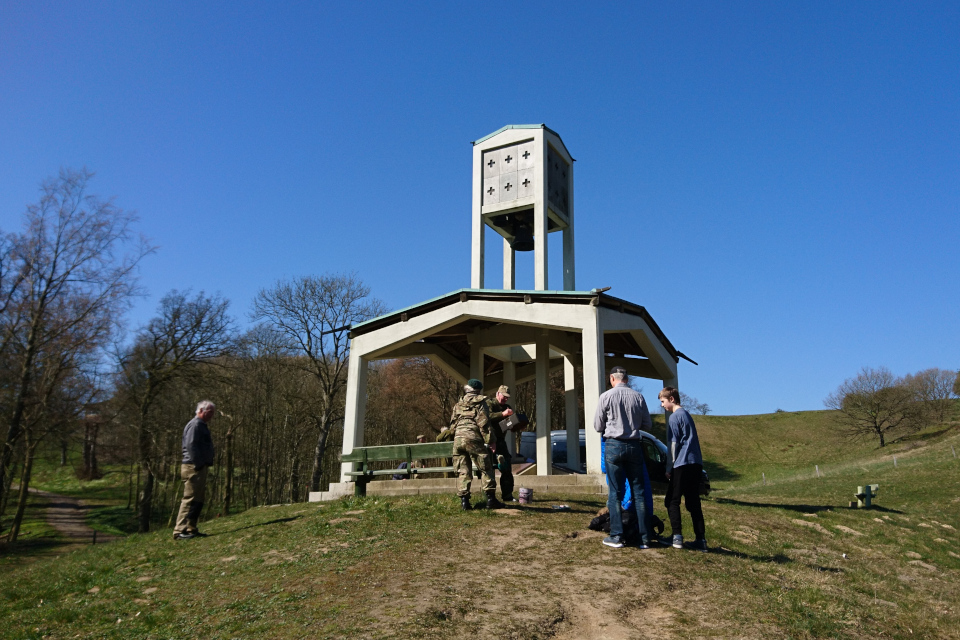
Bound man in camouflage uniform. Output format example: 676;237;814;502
485;385;516;502
450;379;504;510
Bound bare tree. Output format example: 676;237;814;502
679;392;711;416
903;368;958;425
824;367;922;447
0;169;151;525
252;273;385;493
116;290;234;532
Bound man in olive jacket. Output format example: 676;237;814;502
173;400;216;540
485;385;516;501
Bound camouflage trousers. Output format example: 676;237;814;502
452;430;496;497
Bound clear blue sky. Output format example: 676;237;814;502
2;2;958;415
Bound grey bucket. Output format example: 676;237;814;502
518;487;533;504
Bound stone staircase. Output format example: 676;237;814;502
309;470;608;502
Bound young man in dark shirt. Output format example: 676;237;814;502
659;387;707;551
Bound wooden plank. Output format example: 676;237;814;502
408;442;455;457
413;466;455;474
343;442;454;462
356;445;412;461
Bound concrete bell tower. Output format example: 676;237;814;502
470;125;575;291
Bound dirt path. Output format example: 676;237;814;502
27;488;118;546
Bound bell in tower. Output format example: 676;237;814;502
470;124;575;290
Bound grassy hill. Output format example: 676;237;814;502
2;411;959;639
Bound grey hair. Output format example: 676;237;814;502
196;400;216;414
611;371;628;383
463;384;478;394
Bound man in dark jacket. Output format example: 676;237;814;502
173;401;216;540
485;385;516;501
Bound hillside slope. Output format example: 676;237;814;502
2;415;958;639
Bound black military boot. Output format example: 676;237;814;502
486;493;505;509
460;495;473;510
502;493;515;502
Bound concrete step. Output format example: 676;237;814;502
308;475;610;501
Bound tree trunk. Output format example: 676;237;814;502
289;457;300;503
310;421;330;493
7;443;36;543
82;422;100;479
127;460;134;510
879;431;885;447
224;429;235;515
0;315;43;517
60;439;68;467
138;465;154;533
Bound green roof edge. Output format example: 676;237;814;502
472;123;566;147
350;288;596;331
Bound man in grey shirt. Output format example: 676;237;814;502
173;400;216;540
593;366;653;549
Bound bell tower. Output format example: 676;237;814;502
470;124;575;291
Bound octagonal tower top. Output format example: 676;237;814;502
470;124;575;291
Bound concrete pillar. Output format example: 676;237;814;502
471;143;484;289
469;329;483;383
503;237;515;290
535;136;549;290
564;355;580;471
503;360;517;458
562;161;575;291
535;334;552;475
582;314;605;475
340;351;369;482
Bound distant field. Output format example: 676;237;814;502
2;410;958;639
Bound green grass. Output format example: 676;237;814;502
2;415;958;638
0;493;67;569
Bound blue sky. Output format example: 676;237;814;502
1;2;957;415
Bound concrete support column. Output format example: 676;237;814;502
564;355;580;471
503;360;517;458
340;350;369;482
535;137;549;290
562;161;575;291
471;144;484;289
581;314;605;475
503;237;515;290
535;334;552;475
469;329;483;384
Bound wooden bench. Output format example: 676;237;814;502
343;442;456;496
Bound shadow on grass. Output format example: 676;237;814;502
213;515;303;535
0;537;80;564
713;497;903;515
706;546;793;565
703;460;741;483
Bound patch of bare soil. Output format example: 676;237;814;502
29;488;117;548
321;507;769;639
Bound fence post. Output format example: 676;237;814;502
762;472;766;485
893;456;897;468
815;465;820;478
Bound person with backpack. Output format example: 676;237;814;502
449;379;504;510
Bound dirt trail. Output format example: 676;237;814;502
27;488;117;546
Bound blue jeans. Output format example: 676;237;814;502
604;438;649;543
